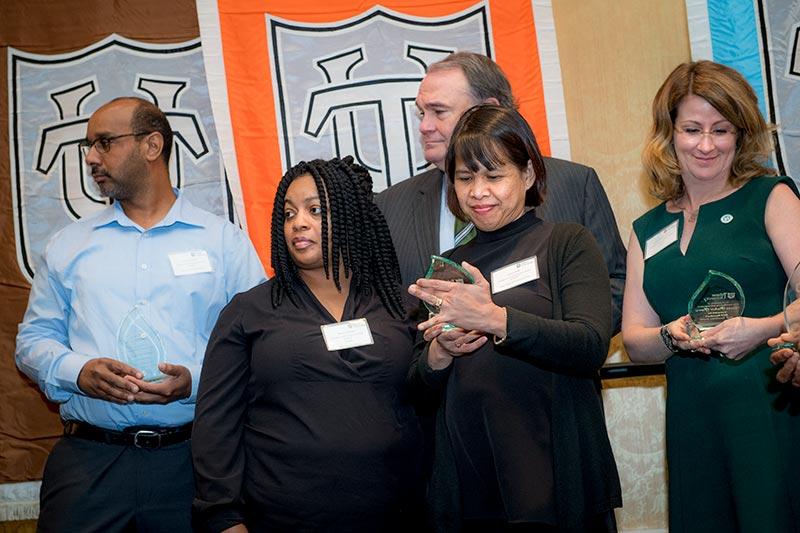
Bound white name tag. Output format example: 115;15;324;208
168;250;213;276
644;220;678;260
320;318;374;351
490;256;539;294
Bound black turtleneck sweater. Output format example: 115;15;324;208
410;211;621;532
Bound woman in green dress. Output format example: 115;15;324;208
622;60;800;532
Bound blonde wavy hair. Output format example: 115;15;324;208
642;60;775;201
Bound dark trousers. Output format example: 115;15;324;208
37;435;194;533
462;510;617;533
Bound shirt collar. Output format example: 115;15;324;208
92;188;206;231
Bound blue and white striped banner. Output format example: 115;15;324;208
686;0;800;186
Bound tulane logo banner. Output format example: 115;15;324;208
685;0;800;186
8;34;235;281
196;0;569;261
270;6;491;189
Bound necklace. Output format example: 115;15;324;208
672;198;699;223
675;186;734;224
681;206;699;223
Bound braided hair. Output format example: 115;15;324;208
270;156;405;319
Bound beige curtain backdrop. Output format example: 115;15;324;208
553;0;691;530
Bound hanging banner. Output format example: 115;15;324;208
196;0;568;261
685;0;800;185
8;34;236;282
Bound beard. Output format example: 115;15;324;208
93;172;133;200
91;150;147;200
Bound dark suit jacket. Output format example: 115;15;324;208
374;156;627;333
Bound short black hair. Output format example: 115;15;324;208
445;105;547;219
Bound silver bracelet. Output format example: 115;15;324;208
660;324;679;353
493;307;508;345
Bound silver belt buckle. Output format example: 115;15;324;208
133;429;161;449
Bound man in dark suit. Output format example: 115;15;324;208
375;52;626;332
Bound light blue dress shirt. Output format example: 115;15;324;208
438;173;457;253
16;191;266;430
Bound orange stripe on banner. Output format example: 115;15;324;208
490;1;550;156
217;2;275;270
218;0;550;273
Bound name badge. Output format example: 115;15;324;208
320;318;374;351
491;256;539;294
644;220;678;260
168;250;213;276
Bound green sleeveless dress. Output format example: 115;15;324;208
633;176;800;532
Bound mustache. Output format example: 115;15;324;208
90;165;109;177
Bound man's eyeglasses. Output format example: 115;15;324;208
674;126;737;143
78;131;153;156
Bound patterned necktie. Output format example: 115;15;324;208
454;217;476;246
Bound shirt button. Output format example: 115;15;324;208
141;263;148;270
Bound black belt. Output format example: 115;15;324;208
63;420;192;449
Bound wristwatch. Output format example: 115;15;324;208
660;324;679;353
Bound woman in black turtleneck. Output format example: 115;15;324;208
408;105;621;533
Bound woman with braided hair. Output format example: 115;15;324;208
192;157;423;532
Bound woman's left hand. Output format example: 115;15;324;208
408;261;505;338
697;316;771;360
425;325;487;354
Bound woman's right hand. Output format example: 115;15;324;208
409;262;506;338
665;315;711;354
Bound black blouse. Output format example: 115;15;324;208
444;211;556;523
192;280;423;532
411;214;620;532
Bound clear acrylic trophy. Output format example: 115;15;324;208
116;305;166;382
781;261;800;350
686;270;745;338
424;255;474;331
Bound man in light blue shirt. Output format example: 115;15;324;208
15;97;265;532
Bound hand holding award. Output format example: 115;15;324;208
769;262;800;385
423;255;475;314
686;270;745;339
410;256;490;364
117;305;167;382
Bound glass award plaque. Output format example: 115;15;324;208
423;255;474;315
116;305;166;382
782;261;800;348
686;270;745;338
